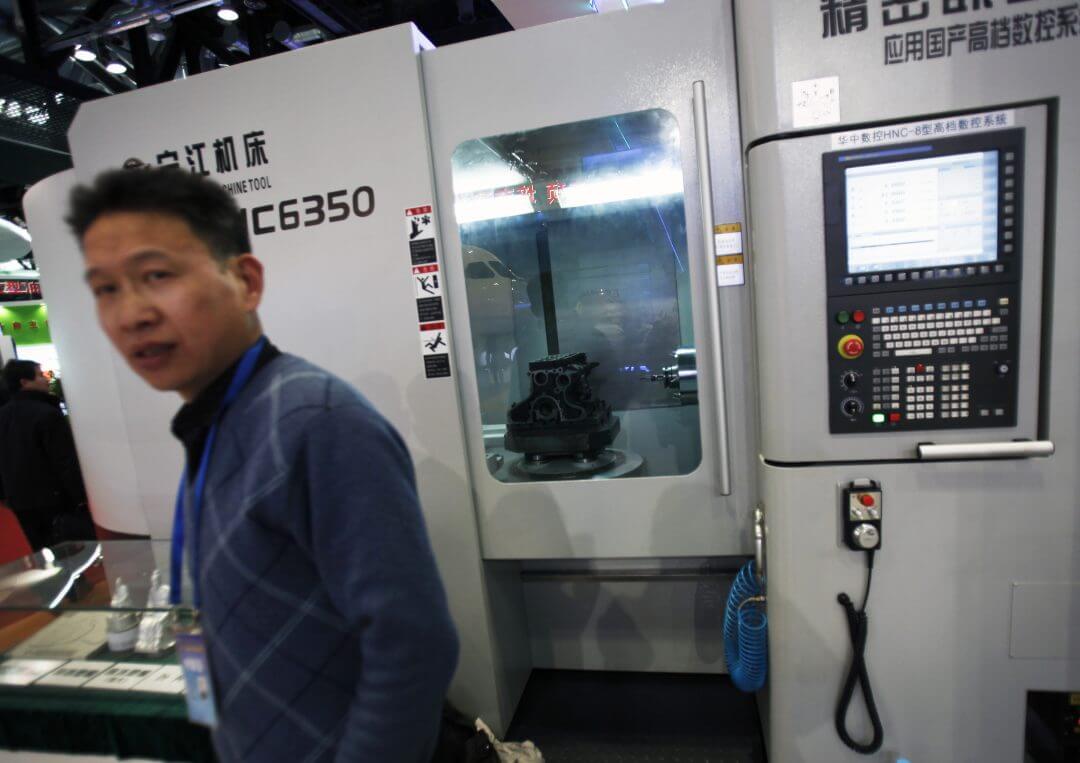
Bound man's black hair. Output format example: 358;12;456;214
2;360;40;395
66;166;251;262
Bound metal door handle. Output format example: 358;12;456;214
692;80;732;496
916;440;1055;461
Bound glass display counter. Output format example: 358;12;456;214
0;540;213;761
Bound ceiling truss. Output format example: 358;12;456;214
0;0;511;215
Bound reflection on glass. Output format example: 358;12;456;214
452;109;702;483
0;541;170;612
0;542;102;609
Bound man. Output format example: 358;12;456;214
67;168;459;762
0;359;90;549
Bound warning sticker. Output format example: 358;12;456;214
410;239;437;266
409;205;451;379
420;322;448;355
416;297;445;323
713;223;745;287
412;264;442;299
406;205;438;265
424;355;451;379
406;205;435;241
419;320;452;379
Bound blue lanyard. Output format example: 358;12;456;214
170;337;267;607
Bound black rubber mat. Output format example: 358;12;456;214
505;670;766;763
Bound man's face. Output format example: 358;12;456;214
22;366;50;394
82;212;263;401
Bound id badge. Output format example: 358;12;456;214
175;612;218;727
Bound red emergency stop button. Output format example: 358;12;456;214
859;493;875;507
837;334;865;359
852;309;866;324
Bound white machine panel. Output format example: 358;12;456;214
737;1;1080;761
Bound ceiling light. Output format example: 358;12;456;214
217;6;240;21
73;45;97;62
271;20;292;43
106;61;128;75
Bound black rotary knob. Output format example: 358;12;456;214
842;397;864;417
842;371;860;389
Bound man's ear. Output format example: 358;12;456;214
231;253;265;312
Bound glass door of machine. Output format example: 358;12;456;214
422;0;752;559
451;109;701;483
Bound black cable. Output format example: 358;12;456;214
835;550;884;755
861;552;874;611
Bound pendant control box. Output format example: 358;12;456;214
843;480;882;551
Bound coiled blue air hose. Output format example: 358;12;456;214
723;560;767;693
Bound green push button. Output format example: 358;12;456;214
871;413;885;425
836;310;851;324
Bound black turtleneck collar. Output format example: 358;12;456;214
171;339;281;477
14;389;62;410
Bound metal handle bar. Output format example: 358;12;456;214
916;440;1055;460
692;79;732;496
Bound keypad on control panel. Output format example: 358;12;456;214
868;297;1011;360
870;364;974;421
843;262;1006;288
827;286;1020;433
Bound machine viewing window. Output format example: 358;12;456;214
451;109;702;483
845;150;999;274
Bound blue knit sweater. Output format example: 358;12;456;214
179;353;459;762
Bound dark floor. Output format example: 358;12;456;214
505;670;767;763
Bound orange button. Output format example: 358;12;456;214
837;334;865;359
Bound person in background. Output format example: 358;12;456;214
0;359;91;549
67;166;458;762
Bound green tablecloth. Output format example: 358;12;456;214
0;684;215;761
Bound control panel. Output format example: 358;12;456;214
822;128;1024;433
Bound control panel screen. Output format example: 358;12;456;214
845;150;999;274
